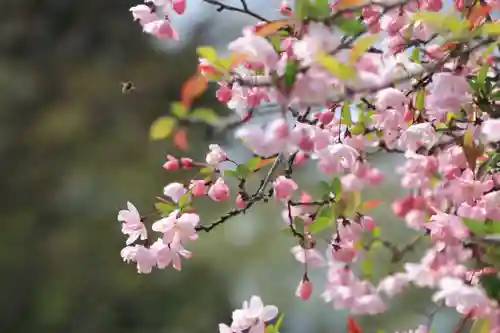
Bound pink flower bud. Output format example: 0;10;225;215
273;176;298;200
365;168;384;185
181;157;193;169
280;4;293;16
295;276;312;301
403;109;414;122
172;0;186;15
293;151;308;166
392;196;414;217
361;215;376;230
190;180;208;196
236;194;246;209
443;165;461;180
422;0;442;11
216;85;232;104
206;144;227;166
412;196;426;210
208;178;230;201
163;155;180;170
143;19;178;40
199;59;218;76
425;44;445;60
316;111;335;125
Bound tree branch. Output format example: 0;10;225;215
202;0;269;22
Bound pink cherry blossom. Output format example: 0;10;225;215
121;245;156;274
432;277;492;315
376;88;408;113
163;182;188;203
427;212;469;244
228;30;279;69
293;22;340;66
427;73;471;119
377;273;409;297
130;4;158;25
231;296;279;333
143;19;178;40
273;176;298;200
190;180;208;196
150;237;192;271
152;210;199;243
208;178;230;201
481;118;500;143
206;144;227;166
118;202;148;245
291;245;325;267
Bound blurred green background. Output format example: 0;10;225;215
0;0;461;332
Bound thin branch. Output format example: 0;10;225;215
196;154;283;232
202;0;269;22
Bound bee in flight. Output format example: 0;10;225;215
121;81;136;94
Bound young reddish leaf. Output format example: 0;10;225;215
255;157;276;169
468;4;490;29
347;316;362;333
173;128;189;151
335;0;368;10
254;19;295;37
181;74;208;108
360;200;382;211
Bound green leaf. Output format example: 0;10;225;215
316;53;356;80
191;108;219;125
410;47;421;64
199;167;213;175
335;17;365;36
155;202;176;216
247;156;261;171
296;0;330;19
317;205;332;218
361;256;373;278
350;122;365;135
284;60;298;91
177;193;191;208
330;177;342;197
171;102;188;119
196;46;218;62
479;274;500;300
415;89;425;110
318;181;331;195
150;116;177;140
477;63;489;90
265;324;276;333
274;312;285;332
411;11;467;33
349;34;379;63
483;22;500;35
236;164;251;178
470;318;491;333
463;218;500;235
224;169;239;179
309;216;333;233
341;103;352;126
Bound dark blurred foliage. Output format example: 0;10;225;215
0;0;232;332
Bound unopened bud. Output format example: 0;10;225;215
295;275;312;301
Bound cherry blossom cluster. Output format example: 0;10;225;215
119;0;500;331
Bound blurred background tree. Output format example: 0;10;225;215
0;0;234;332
